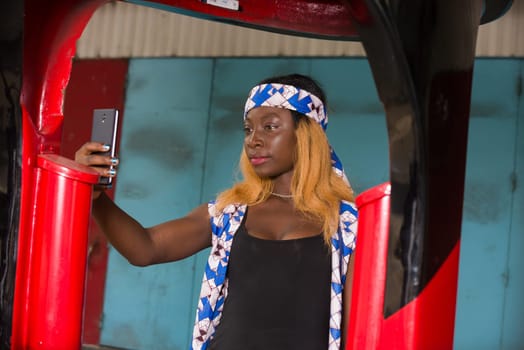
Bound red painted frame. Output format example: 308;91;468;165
13;1;110;347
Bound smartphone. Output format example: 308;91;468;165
91;108;119;187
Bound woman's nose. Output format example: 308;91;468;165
247;129;263;147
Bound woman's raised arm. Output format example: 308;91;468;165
76;142;212;266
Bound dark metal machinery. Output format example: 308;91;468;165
0;1;23;348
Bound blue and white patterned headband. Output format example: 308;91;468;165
244;83;350;186
244;83;328;130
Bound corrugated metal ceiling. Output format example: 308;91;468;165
76;1;523;58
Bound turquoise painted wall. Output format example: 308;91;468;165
455;59;524;350
100;58;523;349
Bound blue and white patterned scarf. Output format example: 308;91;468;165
191;83;357;350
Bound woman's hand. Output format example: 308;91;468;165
75;142;119;198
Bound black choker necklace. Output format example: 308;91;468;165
270;192;293;199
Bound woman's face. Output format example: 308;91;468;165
243;106;297;179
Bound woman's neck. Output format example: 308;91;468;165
270;172;293;198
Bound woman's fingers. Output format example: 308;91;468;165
75;142;115;165
87;153;117;167
75;141;119;174
103;165;118;177
75;141;106;156
74;142;119;198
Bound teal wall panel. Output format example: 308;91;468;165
311;59;389;193
101;58;214;350
100;57;523;350
454;59;523;350
500;61;524;350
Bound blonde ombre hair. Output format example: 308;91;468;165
215;116;354;243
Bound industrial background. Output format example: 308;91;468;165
61;1;523;349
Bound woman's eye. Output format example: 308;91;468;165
243;126;252;135
265;124;277;130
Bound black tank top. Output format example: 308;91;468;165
208;211;332;350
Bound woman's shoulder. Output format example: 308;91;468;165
207;200;247;219
338;200;358;240
340;200;358;218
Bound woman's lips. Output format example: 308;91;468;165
250;157;268;166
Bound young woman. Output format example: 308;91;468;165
75;73;358;350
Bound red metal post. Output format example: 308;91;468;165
346;181;460;350
14;154;98;349
12;0;107;347
347;182;391;349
